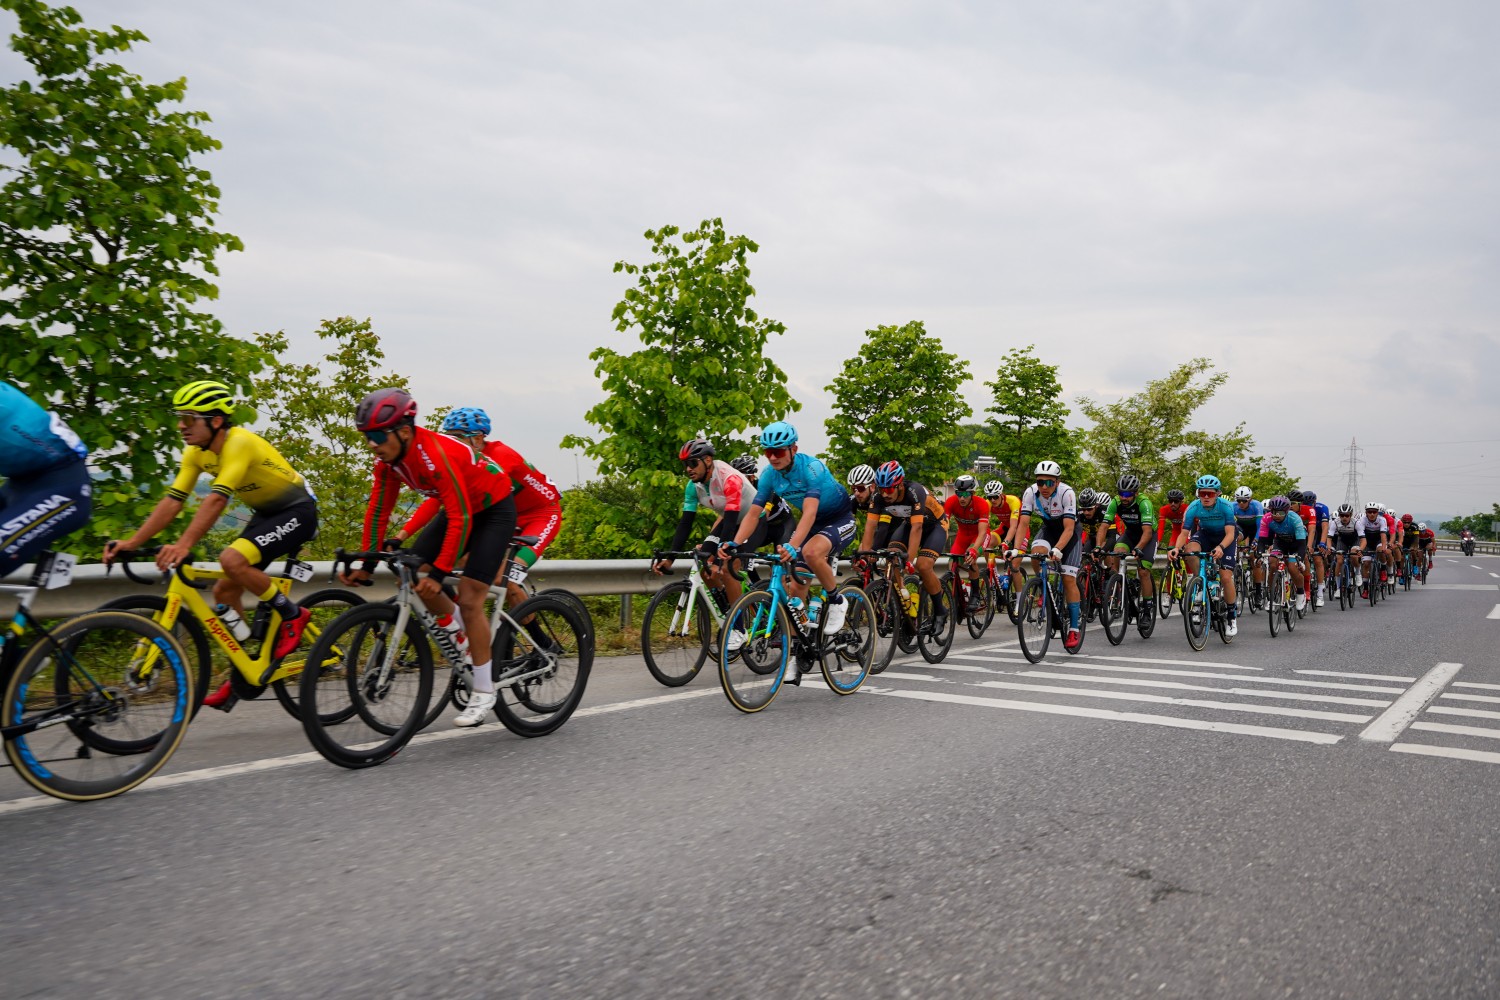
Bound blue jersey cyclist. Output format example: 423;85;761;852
722;421;855;637
1230;486;1262;543
0;380;92;578
1253;496;1310;612
1167;473;1241;638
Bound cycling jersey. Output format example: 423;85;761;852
166;426;311;514
482;439;561;515
752;453;851;521
1258;511;1308;541
944;494;990;535
363;427;513;574
1157;503;1187;544
1401;524;1422;547
1420;529;1435;544
1329;516;1362;539
872;481;946;525
1106;495;1157;530
987;494;1022;535
1182;497;1237;536
1357;513;1388;538
1232;499;1263;526
1018;483;1078;524
681;459;752;516
0;380;89;479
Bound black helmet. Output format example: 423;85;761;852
1167;488;1184;503
1287;489;1305;504
1117;473;1140;494
730;454;758;478
678;439;714;462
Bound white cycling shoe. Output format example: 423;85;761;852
822;598;847;634
454;691;497;727
725;630;747;652
1295;592;1307;612
1226;618;1238;637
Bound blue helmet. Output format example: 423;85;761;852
874;460;905;489
442;406;491;437
759;421;798;449
1195;474;1221;492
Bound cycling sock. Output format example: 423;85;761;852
259;585;299;621
1068;601;1081;629
524;619;550;645
472;661;494;694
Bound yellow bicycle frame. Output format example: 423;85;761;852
144;564;310;687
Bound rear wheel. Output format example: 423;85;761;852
271;589;367;724
490;594;592;737
819;586;874;694
843;578;896;676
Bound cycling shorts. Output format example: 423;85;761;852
229;495;319;567
1332;535;1362;553
1234;517;1259;542
1261;535;1306;559
0;459;93;579
1189;529;1237;569
889;518;947;560
1030;521;1081;578
1362;530;1386;547
411;496;517;584
808;511;856;564
1401;534;1420;549
1112;525;1157;561
949;529;984;557
512;501;563;570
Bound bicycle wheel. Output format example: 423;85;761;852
1134;580;1157;638
919;581;955;664
1157;564;1176;619
844;578;897;676
895;574;921;654
1101;574;1127;646
297;602;433;768
719;590;789;713
271;589;368;723
819;585;874;694
641;580;711;687
1017;575;1052;663
1284;577;1297;632
537;588;594;652
1183;576;1208;650
490;594;592;737
964;573;991;640
96;594;212;716
6;611;191;800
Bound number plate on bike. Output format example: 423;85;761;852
505;562;529;584
288;559;316;583
41;551;76;589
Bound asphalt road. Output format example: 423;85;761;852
4;555;1499;999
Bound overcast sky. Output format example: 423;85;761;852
9;1;1500;516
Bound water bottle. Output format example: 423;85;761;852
214;604;251;641
808;596;824;626
786;596;810;631
436;613;471;662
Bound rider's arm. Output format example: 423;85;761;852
174;491;230;551
361;460;403;554
112;495;185;553
400;497;441;542
669;480;701;552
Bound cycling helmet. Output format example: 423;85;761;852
1095;492;1114;509
1418;522;1427;530
1077;487;1099;508
954;474;978;493
678;438;714;462
1375;502;1386;512
356;387;417;431
847;464;876;488
759;421;798;449
1401;513;1414;524
1364;501;1378;511
1302;490;1318;503
1195;474;1222;492
1233;486;1253;501
1287;489;1305;504
874;461;905;489
1033;460;1062;478
983;480;1004;498
1167;489;1185;503
1337;503;1354;516
1267;496;1292;512
173;380;236;416
442;407;491;437
1116;473;1140;494
730;454;759;479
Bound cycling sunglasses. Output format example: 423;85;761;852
1035;478;1057;487
363;429;392;444
1196;489;1218;498
762;447;790;459
956;490;974;498
1118;491;1136;499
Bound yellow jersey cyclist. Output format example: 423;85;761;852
984;479;1025;596
862;461;951;632
1102;474;1157;605
103;381;319;709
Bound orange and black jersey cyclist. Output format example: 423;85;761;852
870;480;948;557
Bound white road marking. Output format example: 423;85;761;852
951;651;1258;671
1057;663;1407;693
1489;573;1499;579
1358;662;1465;743
1442;693;1500;704
970;680;1371;723
867;688;1342;744
1389;743;1500;765
1453;681;1500;691
1013;670;1392;707
1473;565;1485;570
1489;605;1500;620
878;672;948;683
1295;670;1417;683
1425;584;1499;591
1410;720;1500;740
894;660;995;674
1426;705;1500;721
0;685;726;819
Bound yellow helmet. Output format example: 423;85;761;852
172;380;236;415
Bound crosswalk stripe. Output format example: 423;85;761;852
1409;720;1500;740
1295;670;1417;682
1043;662;1407;693
1359;663;1465;743
969;680;1371;723
1440;693;1500;704
866;688;1343;744
878;672;947;683
1065;653;1260;671
1426;705;1500;721
1012;671;1392;707
1452;681;1500;691
1390;743;1500;764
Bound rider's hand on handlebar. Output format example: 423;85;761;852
154;542;191;572
651;558;673;575
414;576;443;599
340;567;373;587
101;539;129;566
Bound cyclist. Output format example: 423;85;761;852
731;454;762;486
1157;489;1188;549
984;479;1025;596
1398;513;1422;580
944;474;990;612
848;463;890;547
1077;488;1108;561
1378;503;1400;583
1328;503;1365;600
1167;474;1240;637
1104;474;1157;606
1253;496;1309;613
1012;460;1084;652
1356;502;1389;594
862;460;950;631
0;379;92;579
1302;489;1331;605
722;421;854;637
1229;487;1262;601
1419;522;1437;571
340;388;517;728
104;381;319;710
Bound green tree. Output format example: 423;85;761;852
546;477;660;560
251;318;414;558
1441;505;1500;540
982;346;1079;486
824;321;971;484
1074;358;1295;496
561;219;798;556
0;1;261;549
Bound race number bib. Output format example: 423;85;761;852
505;562;529;585
287;560;316;583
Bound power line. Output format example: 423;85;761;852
1263;437;1500;449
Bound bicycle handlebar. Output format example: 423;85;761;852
108;546;179;586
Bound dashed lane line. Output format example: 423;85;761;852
1359;663;1465;743
1013;670;1392;707
865;687;1343;745
1389;743;1500;765
969;680;1372;723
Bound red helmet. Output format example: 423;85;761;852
1401;513;1414;524
355;388;417;431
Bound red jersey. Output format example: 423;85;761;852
1298;505;1319;541
1157;503;1187;543
482;440;561;515
362;427;513;574
944;494;991;537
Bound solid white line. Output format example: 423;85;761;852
1453;681;1500;691
1014;671;1392;707
1442;693;1500;704
970;680;1371;723
1358;662;1465;743
0;685;725;819
1410;720;1500;740
868;688;1342;744
1294;670;1417;683
1425;584;1499;591
1426;705;1500;721
950;651;1259;671
878;672;948;683
1057;663;1408;693
1390;743;1500;765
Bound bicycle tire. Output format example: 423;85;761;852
490;594;592;737
95;594;212;717
819;585;874;694
919;578;955;664
1134;579;1157;639
537;588;595;653
843;578;896;675
896;574;921;654
5;611;191;800
1017;575;1051;663
641;580;711;687
1157;564;1176;619
719;589;789;713
964;573;991;640
1102;574;1127;646
1267;570;1283;636
297;602;433;769
1003;565;1028;625
271;589;368;724
1183;576;1208;650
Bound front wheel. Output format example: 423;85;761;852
962;573;991;640
719;590;790;713
1183;576;1208;651
1134;579;1157;638
1101;574;1127;646
919;578;956;664
95;594;212;717
1157;564;1176;619
491;594;592;737
641;580;711;687
1017;575;1052;663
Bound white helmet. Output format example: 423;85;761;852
1033;460;1062;478
983;480;1004;498
1418;521;1426;529
1375;502;1386;512
847;464;876;487
1233;486;1253;501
